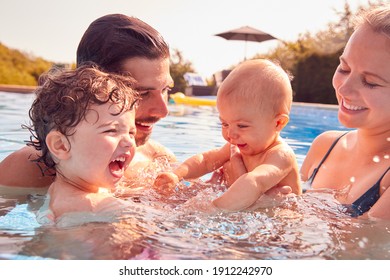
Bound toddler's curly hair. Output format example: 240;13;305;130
25;64;139;172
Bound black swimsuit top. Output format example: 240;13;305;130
308;132;390;217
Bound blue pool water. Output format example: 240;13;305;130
0;91;389;260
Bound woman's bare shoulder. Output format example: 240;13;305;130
300;130;350;181
311;130;349;149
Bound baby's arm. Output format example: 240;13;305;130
221;145;248;186
206;145;247;186
154;144;231;190
212;146;298;211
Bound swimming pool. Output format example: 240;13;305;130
1;91;389;260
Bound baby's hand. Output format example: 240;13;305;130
153;172;180;195
223;145;247;186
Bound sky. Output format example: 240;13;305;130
0;0;374;79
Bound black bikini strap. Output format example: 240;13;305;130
377;167;390;185
308;131;349;184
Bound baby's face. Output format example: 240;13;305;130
63;102;136;191
217;96;277;156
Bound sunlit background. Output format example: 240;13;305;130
0;0;375;79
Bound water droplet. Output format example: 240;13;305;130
373;156;380;163
357;237;368;248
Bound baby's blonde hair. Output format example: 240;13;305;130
217;59;292;117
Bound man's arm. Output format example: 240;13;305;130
0;146;53;187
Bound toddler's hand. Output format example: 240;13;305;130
153;172;180;195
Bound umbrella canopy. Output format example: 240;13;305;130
215;26;278;60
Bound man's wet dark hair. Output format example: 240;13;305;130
76;14;170;73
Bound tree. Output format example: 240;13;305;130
258;0;384;104
0;42;53;85
266;29;345;104
169;48;196;93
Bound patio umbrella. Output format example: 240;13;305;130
215;25;278;60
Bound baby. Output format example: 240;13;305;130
154;59;302;211
25;64;139;224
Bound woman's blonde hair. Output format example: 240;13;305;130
353;5;390;37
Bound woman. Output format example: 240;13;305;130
300;6;390;219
